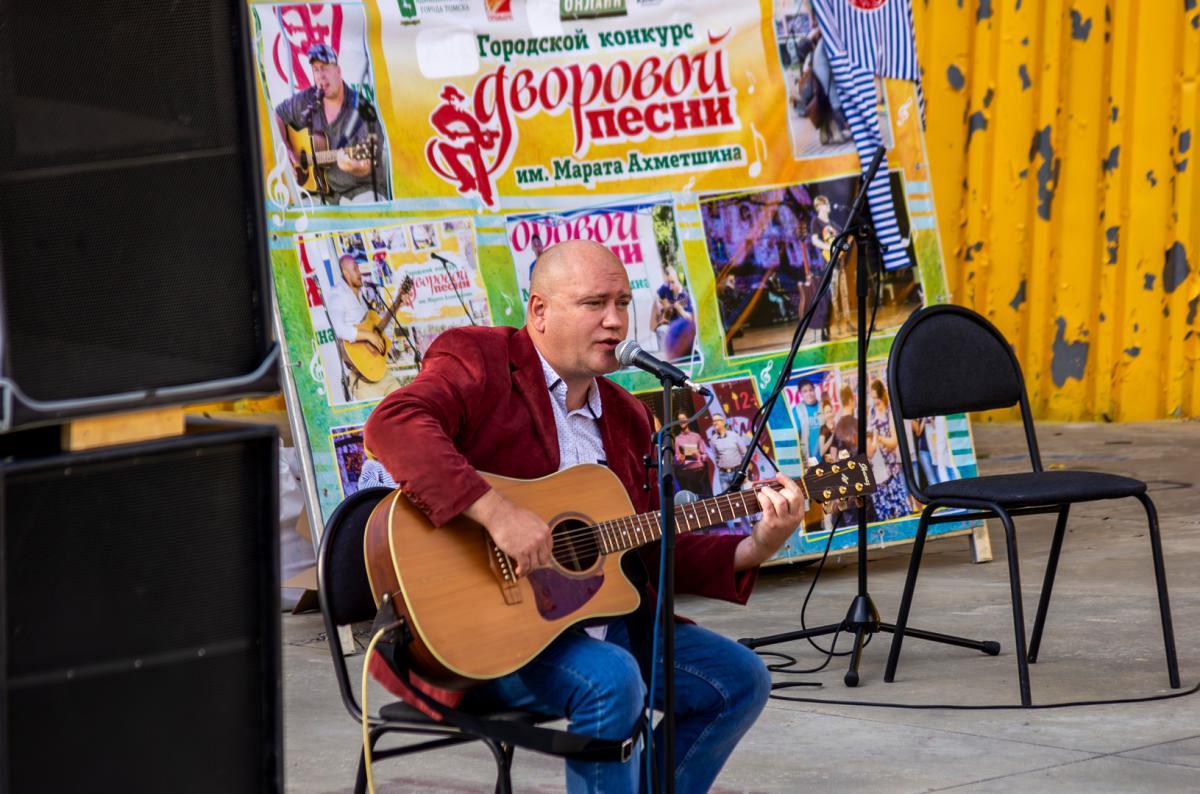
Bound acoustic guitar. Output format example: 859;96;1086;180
363;455;875;689
340;276;414;383
286;126;377;194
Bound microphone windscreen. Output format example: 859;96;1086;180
615;339;641;367
674;489;700;504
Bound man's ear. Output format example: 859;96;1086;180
527;293;547;332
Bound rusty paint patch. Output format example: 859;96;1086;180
1125;346;1142;358
1147;170;1158;187
1051;317;1089;387
967;111;988;144
983;88;994;107
964;241;984;261
1102;146;1120;172
1029;126;1060;220
1018;64;1031;90
1181;130;1192;153
1070;9;1093;40
1163;242;1191;293
1144;273;1156;290
1106;226;1120;264
947;64;965;90
1178;158;1189;173
1009;280;1027;311
1111;105;1119;122
977;0;992;22
1187;296;1198;325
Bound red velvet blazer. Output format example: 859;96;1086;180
362;326;757;709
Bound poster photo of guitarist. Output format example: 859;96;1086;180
328;252;414;402
272;41;391;205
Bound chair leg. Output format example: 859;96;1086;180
996;509;1032;707
1137;493;1181;689
884;506;933;683
354;728;383;794
486;739;514;794
1028;505;1070;664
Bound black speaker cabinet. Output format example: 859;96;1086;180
0;425;281;793
0;0;277;430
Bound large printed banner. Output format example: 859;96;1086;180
249;0;981;558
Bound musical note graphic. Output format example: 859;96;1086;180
897;98;913;128
745;69;756;95
759;359;775;389
681;176;696;194
747;123;768;179
500;290;517;317
308;343;327;397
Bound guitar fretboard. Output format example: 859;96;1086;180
592;482;781;555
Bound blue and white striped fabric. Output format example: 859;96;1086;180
812;0;923;270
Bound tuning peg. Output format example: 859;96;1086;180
847;461;856;470
831;464;840;473
855;482;864;492
822;489;832;500
838;485;848;496
838;449;850;461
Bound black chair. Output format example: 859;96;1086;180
882;304;1180;706
317;487;637;794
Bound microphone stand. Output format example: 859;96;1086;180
653;376;679;794
729;147;999;686
430;252;477;325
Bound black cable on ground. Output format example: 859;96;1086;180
766;679;1200;710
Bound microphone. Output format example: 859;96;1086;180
429;251;454;266
674;490;699;504
615;340;711;395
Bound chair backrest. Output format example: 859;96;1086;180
887;305;1041;501
889;305;1024;419
316;486;393;720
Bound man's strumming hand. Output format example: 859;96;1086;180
464;489;553;577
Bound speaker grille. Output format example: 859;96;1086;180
0;0;269;407
2;429;279;793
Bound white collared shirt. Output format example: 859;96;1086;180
536;350;610;640
536;351;607;470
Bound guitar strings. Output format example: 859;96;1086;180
542;483;780;561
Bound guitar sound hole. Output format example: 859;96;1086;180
550;519;601;573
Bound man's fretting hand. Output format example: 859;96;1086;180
464;489;553;577
733;473;806;571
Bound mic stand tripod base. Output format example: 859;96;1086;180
738;608;1002;687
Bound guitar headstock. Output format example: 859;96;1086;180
801;450;876;504
346;136;378;161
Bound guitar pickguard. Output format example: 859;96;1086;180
527;568;604;620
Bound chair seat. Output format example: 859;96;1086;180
924;470;1146;508
379;700;555;726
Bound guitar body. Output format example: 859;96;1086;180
285;125;332;193
364;465;642;689
340;310;391;383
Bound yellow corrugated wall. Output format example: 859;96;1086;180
912;0;1200;420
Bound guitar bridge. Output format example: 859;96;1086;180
485;537;523;605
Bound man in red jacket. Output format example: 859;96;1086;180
365;239;804;792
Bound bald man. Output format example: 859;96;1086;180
364;240;805;792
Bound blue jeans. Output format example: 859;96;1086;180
467;617;771;793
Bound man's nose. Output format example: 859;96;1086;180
601;303;625;328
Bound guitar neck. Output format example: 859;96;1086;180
313;149;347;165
593;482;782;555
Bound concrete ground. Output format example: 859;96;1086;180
283;421;1200;793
